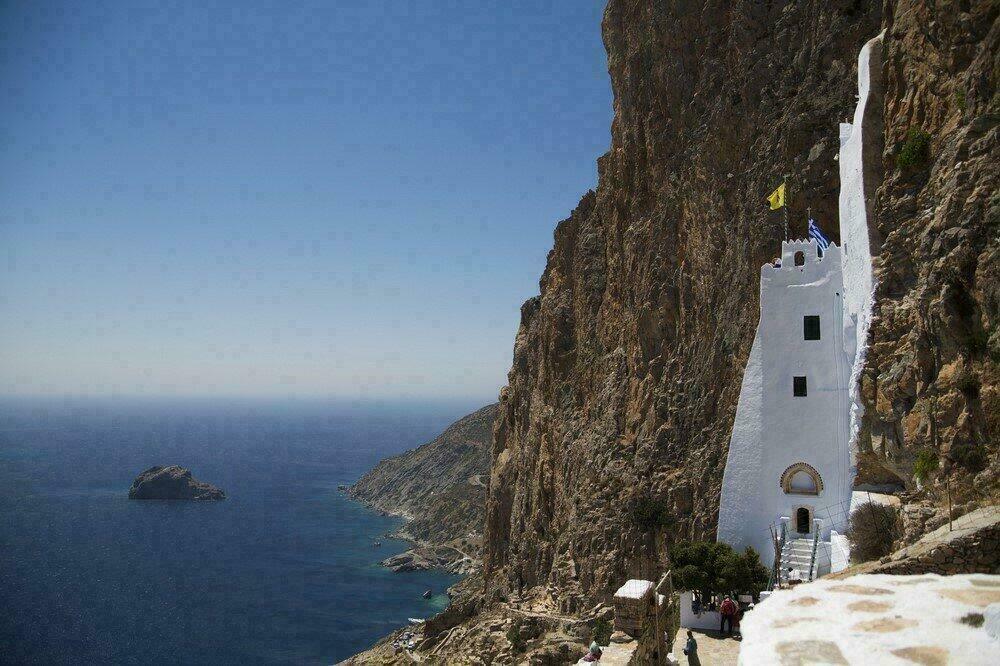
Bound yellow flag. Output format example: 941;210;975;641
767;182;786;210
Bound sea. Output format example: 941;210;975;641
0;396;477;665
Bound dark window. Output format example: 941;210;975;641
804;315;821;340
794;251;805;266
793;376;808;397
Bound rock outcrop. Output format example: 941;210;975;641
128;465;225;500
350;404;496;572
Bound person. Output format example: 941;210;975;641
683;630;701;665
734;603;745;639
719;595;738;635
788;567;803;586
582;640;602;662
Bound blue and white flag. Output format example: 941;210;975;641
808;218;830;252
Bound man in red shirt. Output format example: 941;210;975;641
719;596;738;635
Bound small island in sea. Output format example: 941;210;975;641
128;465;226;501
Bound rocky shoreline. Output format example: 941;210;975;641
348;404;496;575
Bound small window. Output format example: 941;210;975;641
793;376;808;397
804;315;821;340
794;251;805;266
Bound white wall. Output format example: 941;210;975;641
678;591;723;632
718;241;854;562
839;31;884;476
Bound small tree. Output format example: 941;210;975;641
591;617;612;646
670;541;769;599
848;502;902;563
914;448;939;483
627;492;672;532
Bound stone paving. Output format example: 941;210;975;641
739;573;1000;664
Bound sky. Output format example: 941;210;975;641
0;1;612;402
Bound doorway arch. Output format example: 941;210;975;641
796;507;812;534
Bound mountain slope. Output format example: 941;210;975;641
350;404;497;569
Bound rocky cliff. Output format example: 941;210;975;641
855;0;998;538
350;404;497;573
485;0;890;607
347;0;997;662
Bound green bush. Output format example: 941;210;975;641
955;89;967;112
591;618;612;646
951;441;987;473
848;502;902;562
896;128;931;169
627;493;672;532
914;448;939;483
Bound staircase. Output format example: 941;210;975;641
779;537;815;583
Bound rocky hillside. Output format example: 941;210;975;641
350;404;497;571
346;0;996;662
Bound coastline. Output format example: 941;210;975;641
345;488;481;576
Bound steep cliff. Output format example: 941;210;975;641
350;404;497;571
485;0;887;606
346;1;997;662
856;0;998;537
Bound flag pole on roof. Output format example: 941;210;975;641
783;175;790;240
766;176;790;240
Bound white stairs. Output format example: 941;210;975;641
779;537;815;583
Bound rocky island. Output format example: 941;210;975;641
128;465;226;500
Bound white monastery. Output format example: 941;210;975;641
716;31;883;584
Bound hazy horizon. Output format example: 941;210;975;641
0;1;611;400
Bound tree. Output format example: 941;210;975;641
670;541;769;599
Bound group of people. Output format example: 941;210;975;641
682;595;754;665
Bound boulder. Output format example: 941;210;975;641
128;465;225;500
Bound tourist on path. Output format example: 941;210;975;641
719;596;738;635
683;630;701;665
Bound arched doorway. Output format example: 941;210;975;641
796;507;811;534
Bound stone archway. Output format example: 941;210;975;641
780;462;824;496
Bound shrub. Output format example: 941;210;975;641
914;448;939;483
591;617;612;646
950;441;987;473
670;541;769;598
896;128;931;169
955;89;967;112
627;493;672;532
848;502;902;562
506;623;526;653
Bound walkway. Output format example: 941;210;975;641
672;627;740;665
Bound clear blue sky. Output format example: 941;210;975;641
0;1;611;402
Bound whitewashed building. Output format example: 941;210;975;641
716;239;854;580
715;31;883;583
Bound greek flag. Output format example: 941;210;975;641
808;218;830;252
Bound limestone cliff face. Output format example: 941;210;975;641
857;1;998;520
484;0;886;605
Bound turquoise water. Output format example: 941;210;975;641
0;397;473;664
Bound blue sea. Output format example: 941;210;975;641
0;397;477;665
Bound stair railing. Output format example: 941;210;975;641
807;518;822;581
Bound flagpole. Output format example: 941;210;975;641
783;174;790;240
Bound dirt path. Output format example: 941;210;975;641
673;627;740;665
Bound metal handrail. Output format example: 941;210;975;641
808;519;821;581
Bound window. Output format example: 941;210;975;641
804;315;821;340
793;376;807;397
794;251;805;266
